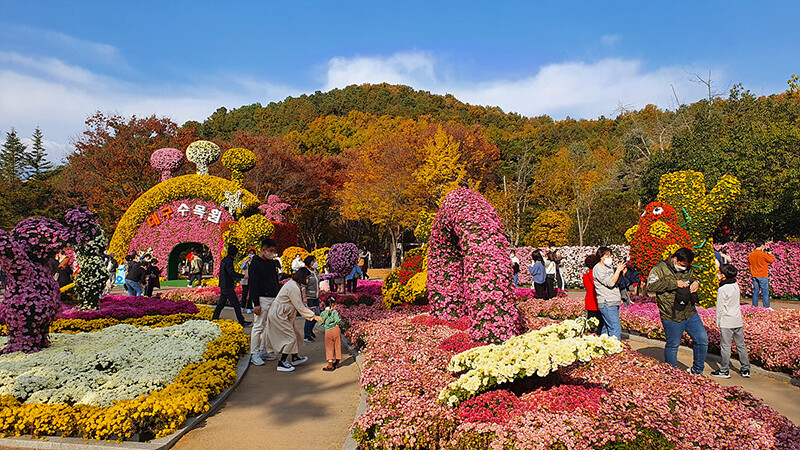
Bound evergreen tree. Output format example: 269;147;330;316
27;126;54;178
0;128;30;182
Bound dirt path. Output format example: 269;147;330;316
172;312;361;450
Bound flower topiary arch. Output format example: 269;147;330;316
427;187;520;343
107;174;261;265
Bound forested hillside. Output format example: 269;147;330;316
3;79;799;255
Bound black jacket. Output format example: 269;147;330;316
125;263;147;283
248;256;281;304
219;255;244;289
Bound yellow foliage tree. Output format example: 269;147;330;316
338;127;426;269
413;126;467;208
524;210;572;246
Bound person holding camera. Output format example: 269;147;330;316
647;247;708;375
747;241;774;310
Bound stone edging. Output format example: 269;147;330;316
0;354;251;450
623;332;800;388
341;336;366;450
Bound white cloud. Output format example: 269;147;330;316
1;25;123;66
602;34;621;48
0;52;299;161
323;52;718;119
325;51;438;91
0;45;725;163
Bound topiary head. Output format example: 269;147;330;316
150;147;185;181
185;140;221;175
221;147;256;184
63;206;101;246
12;217;69;263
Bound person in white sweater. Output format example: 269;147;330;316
711;264;751;379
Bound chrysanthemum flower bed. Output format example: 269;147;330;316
516;292;800;380
0;302;247;440
339;303;800;449
157;286;243;305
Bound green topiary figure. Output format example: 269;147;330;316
657;170;741;306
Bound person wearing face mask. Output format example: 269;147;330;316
248;239;283;366
239;248;256;313
592;246;627;339
264;267;324;372
302;255;321;342
647;247;708;375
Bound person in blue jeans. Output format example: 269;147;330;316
748;242;774;309
124;260;147;296
647;247;708;375
592;246;627;339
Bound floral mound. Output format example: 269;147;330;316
328;242;359;277
340;304;800;449
441;318;623;407
517;294;800;380
428;187;519;343
0;311;246;440
59;295;198;321
0;320;221;407
383;255;427;308
281;246;310;274
157;286;243;305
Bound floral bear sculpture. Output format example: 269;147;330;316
0;218;69;353
626;201;693;279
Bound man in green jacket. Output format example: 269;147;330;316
647;247;708;375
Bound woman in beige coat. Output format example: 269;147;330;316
265;267;323;372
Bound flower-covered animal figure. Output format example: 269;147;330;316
64;206;108;310
0;218;69;353
258;195;291;222
658;171;741;306
626;201;692;279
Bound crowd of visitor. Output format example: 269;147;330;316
516;239;775;378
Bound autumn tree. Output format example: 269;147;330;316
57;113;197;233
413;125;467;208
339;129;425;269
524;210;572;246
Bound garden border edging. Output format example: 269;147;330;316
623;332;800;388
341;335;367;450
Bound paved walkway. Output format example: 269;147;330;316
172;311;361;450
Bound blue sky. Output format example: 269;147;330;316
1;1;798;160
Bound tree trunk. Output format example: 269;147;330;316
389;226;399;270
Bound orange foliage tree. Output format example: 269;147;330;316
57;113;197;233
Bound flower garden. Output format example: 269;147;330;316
0;296;247;440
1;137;799;450
338;302;800;449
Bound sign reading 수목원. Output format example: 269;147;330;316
146;203;224;227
